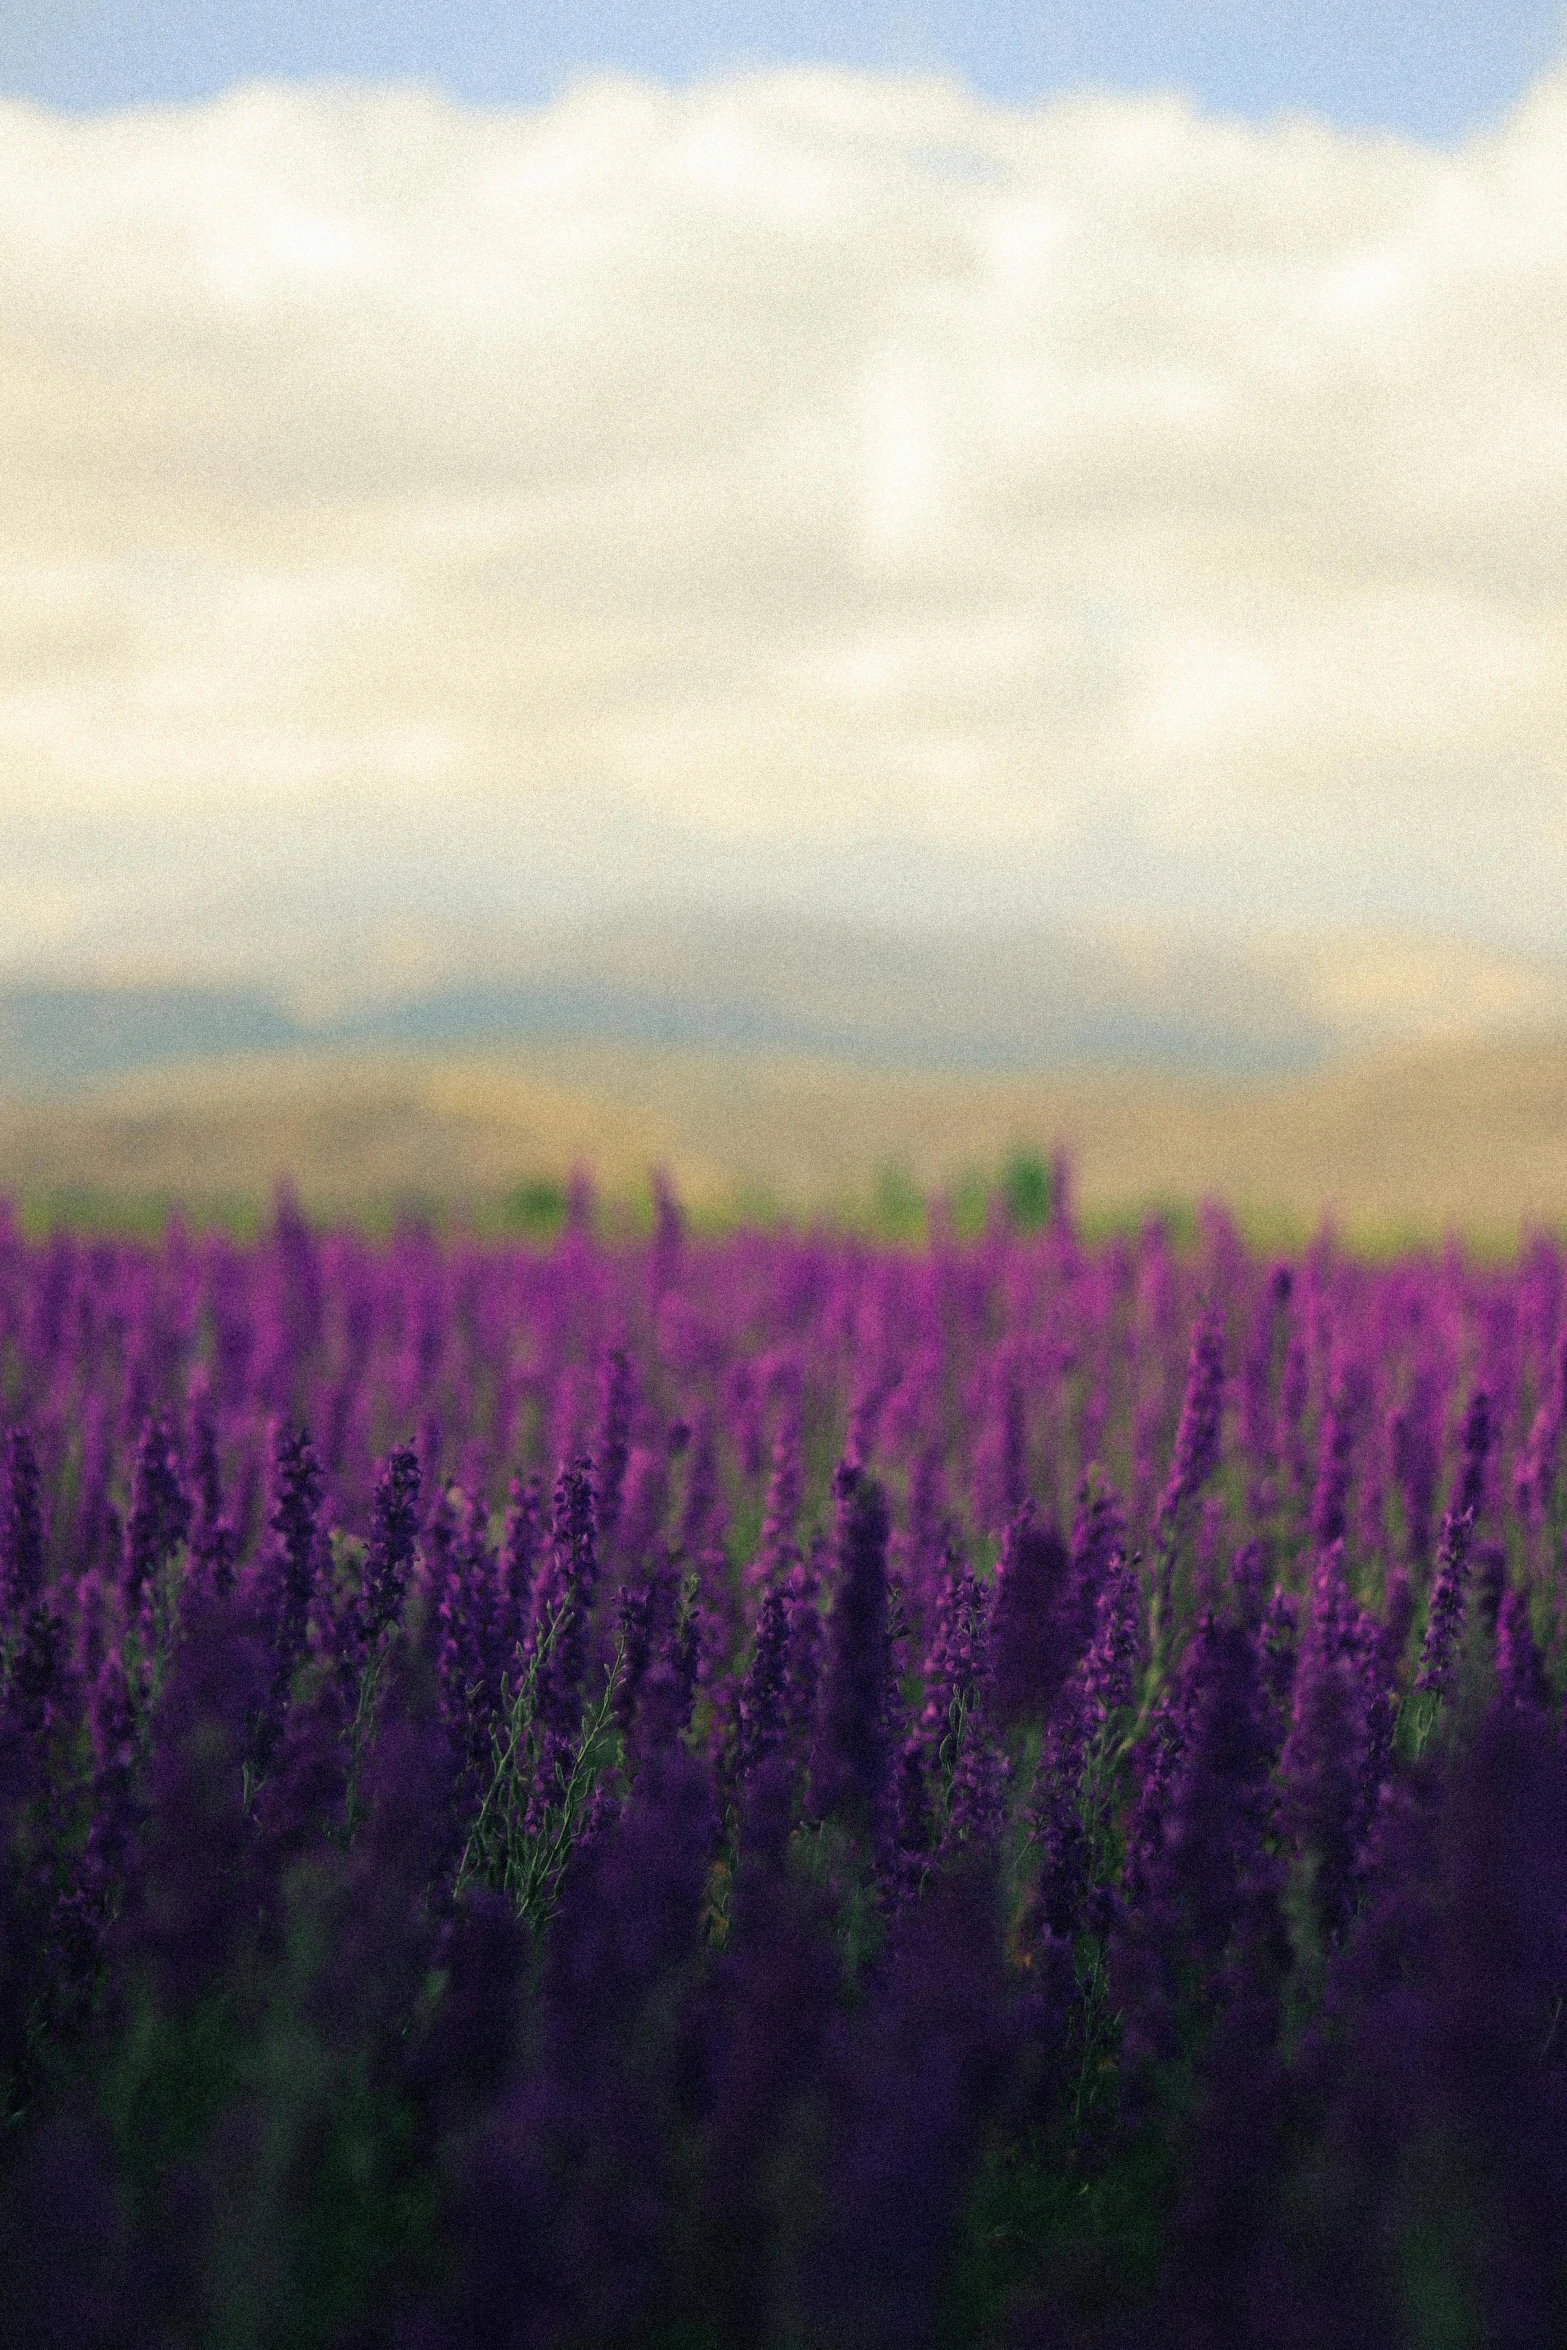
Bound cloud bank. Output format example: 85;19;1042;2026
3;66;1567;975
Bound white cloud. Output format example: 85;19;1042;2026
2;64;1567;975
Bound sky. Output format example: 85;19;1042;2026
3;11;1567;988
8;3;1567;140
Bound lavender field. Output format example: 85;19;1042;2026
1;1172;1564;2347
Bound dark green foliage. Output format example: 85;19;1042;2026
1001;1151;1052;1233
503;1180;567;1238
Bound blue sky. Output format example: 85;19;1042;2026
5;0;1566;140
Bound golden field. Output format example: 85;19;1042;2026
2;1028;1566;1243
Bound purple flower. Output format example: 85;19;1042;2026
1281;1543;1373;1951
122;1410;191;1617
1077;1547;1143;1734
271;1670;455;2205
0;1424;46;1626
1494;1582;1549;1712
1158;1304;1227;1533
1028;1711;1090;1945
984;1353;1028;1532
1454;1386;1493;1525
265;1419;325;1681
186;1380;225;1532
122;1602;266;2010
361;1444;421;1647
938;1693;1009;1863
1389;1366;1441;1569
1240;1262;1291;1500
615;1441;670;1581
0;2108;138;2348
524;1458;601;1826
1024;1541;1140;1945
779;1538;824;1773
80;1646;139;1920
1258;1581;1299;1744
453;1736;714;2349
5;1595;71;1757
1429;1700;1567;2340
989;1502;1074;1728
812;1463;893;1847
405;1884;530;2150
1414;1506;1476;1703
701;1754;839;2342
446;1488;500;1725
1113;1612;1276;2081
593;1346;635;1555
910;1555;991;1783
649;1165;684;1291
677;1413;721;1564
499;1471;543;1674
809;1865;1010;2350
1068;1470;1128;1647
611;1574;654;1739
1310;1358;1371;1549
734;1582;791;1790
253;1661;349;1909
1514;1332;1567;1523
754;1376;804;1590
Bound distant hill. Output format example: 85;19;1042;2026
0;985;303;1093
3;1029;1567;1241
0;922;1324;1092
10;915;1567;1096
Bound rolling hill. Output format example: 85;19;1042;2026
2;1028;1565;1242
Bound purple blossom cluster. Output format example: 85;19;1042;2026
0;1186;1566;2345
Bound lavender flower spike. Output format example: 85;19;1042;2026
361;1444;421;1647
1414;1505;1476;1703
813;1462;893;1846
1159;1304;1227;1533
0;1425;46;1626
